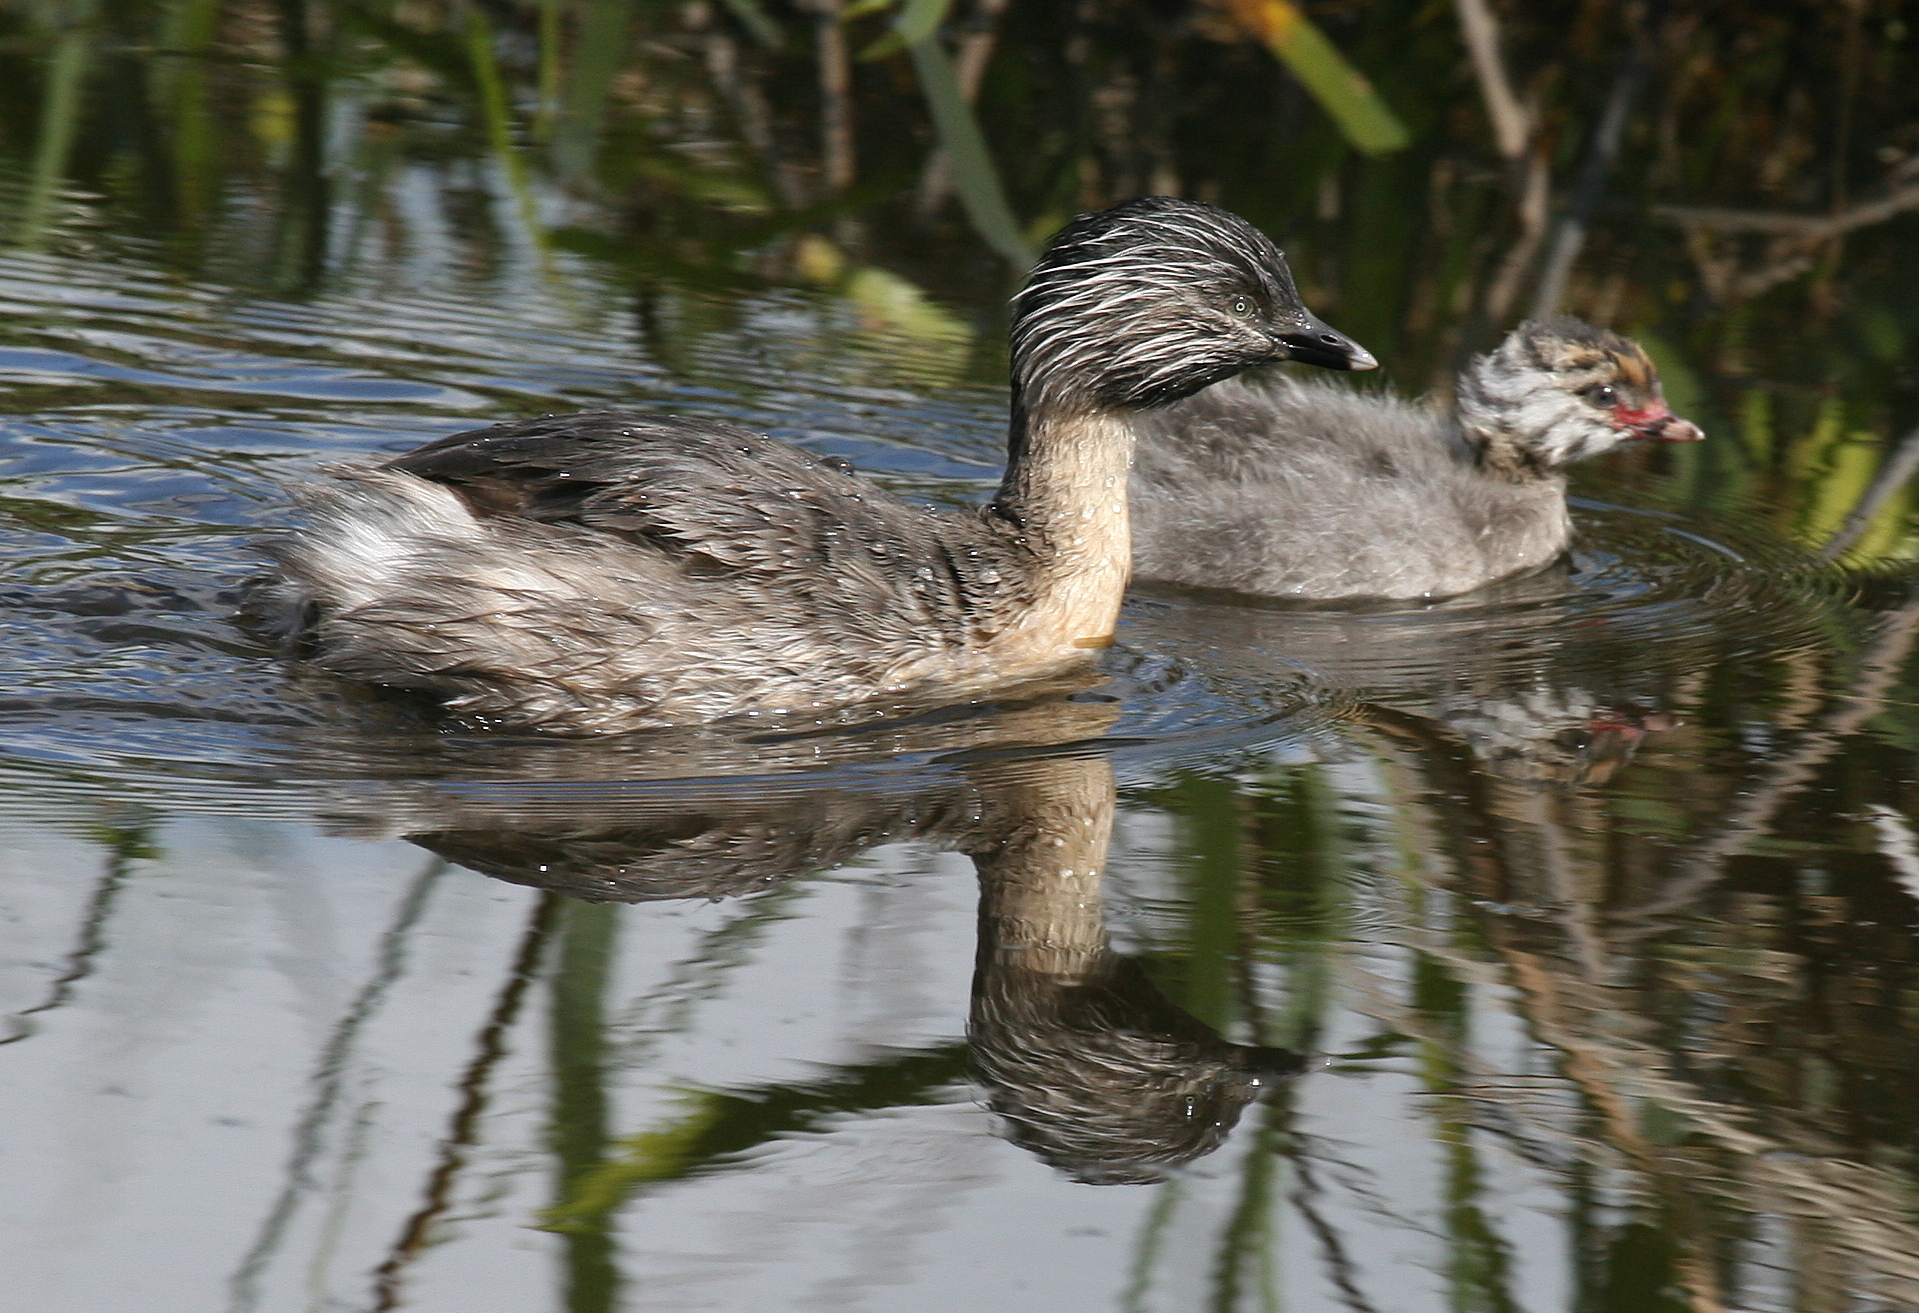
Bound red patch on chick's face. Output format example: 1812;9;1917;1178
1610;401;1704;443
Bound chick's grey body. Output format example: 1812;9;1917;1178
1131;318;1700;601
1132;375;1570;600
262;197;1371;731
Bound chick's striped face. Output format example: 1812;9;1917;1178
1533;334;1698;443
1464;318;1705;468
1009;199;1368;414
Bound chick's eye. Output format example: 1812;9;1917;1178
1230;296;1252;317
1592;384;1617;406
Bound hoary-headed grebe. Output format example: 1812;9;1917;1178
262;197;1372;731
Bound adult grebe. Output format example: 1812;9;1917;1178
260;197;1372;731
1130;317;1701;601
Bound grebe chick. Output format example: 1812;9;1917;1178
1130;317;1702;601
261;197;1371;732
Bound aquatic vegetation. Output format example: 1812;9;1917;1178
1;4;1918;1310
0;0;1909;525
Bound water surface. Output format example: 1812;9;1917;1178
3;57;1919;1313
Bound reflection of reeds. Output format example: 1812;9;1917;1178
154;0;223;229
230;858;449;1313
549;898;622;1313
1116;619;1919;1308
1347;673;1919;1309
0;817;152;1045
371;893;561;1312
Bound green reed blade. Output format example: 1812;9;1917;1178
1220;0;1409;155
906;34;1033;266
719;0;783;48
535;0;564;142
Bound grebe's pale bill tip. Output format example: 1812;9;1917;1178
1275;316;1377;371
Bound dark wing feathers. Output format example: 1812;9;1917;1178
390;411;864;569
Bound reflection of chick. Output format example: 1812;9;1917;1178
1424;687;1676;788
965;757;1300;1185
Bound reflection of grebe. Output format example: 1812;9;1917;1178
1132;318;1701;600
325;695;1126;902
966;756;1301;1185
257;198;1368;733
328;726;1304;1181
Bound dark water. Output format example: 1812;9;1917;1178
4;56;1919;1313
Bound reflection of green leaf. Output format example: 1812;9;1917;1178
1216;0;1408;154
155;0;222;225
547;899;619;1310
906;35;1033;266
792;236;975;384
843;266;970;344
1800;439;1879;546
1335;1031;1414;1061
1786;398;1892;550
1175;774;1241;1031
632;154;773;213
547;226;770;294
542;1091;726;1231
540;1044;968;1233
336;0;475;90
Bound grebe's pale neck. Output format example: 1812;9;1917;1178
987;198;1374;650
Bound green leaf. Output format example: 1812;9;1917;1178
894;0;953;46
1221;0;1409;155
